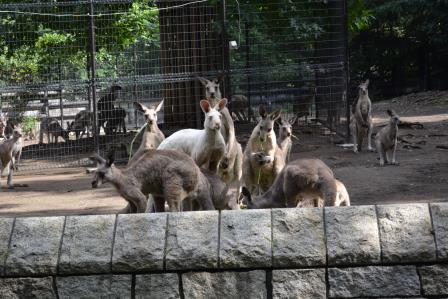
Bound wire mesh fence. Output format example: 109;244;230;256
0;0;348;171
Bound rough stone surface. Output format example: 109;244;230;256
0;277;56;298
59;215;116;274
328;266;420;298
182;270;266;299
272;269;326;299
5;217;64;275
112;213;166;272
326;205;381;265
135;273;180;299
220;210;271;268
0;218;14;276
430;203;448;260
377;203;436;263
166;211;219;270
57;274;131;298
272;208;325;267
419;264;448;296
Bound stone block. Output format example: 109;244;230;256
0;277;56;298
326;206;381;265
220;210;271;269
328;266;420;298
112;213;166;272
59;215;116;274
182;270;266;299
135;273;180;299
272;208;325;267
5;217;64;275
57;274;131;298
0;218;14;276
419;264;448;296
272;269;326;299
377;203;436;263
166;211;219;270
430;203;448;260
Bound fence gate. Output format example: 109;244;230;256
0;0;348;171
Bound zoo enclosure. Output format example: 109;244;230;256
0;0;348;170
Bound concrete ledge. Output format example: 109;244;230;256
0;203;447;298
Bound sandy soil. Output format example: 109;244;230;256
1;91;447;217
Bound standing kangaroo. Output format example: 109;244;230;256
375;109;400;166
90;150;214;213
0;127;23;190
242;105;283;194
350;79;373;152
131;100;165;163
240;158;338;209
277;116;298;164
198;76;243;188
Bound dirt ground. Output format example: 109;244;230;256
1;91;447;217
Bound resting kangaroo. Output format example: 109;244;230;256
241;158;338;209
375;109;400;166
242;105;283;194
131;100;165;163
350;79;373;152
90;150;214;213
296;179;350;208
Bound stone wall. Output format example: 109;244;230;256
0;203;447;298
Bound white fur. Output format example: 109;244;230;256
158;99;227;172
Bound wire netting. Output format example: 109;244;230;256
0;0;348;171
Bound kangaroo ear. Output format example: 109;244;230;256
259;105;267;119
217;98;228;111
270;109;282;121
365;79;370;86
386;109;393;117
155;99;164;113
133;102;146;113
200;100;211;113
197;76;209;86
106;150;115;167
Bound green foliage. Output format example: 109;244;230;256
19;116;38;135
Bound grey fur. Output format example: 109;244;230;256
375;109;400;166
350;80;374;152
89;149;214;213
0;127;23;190
39;117;69;144
241;158;338;209
242;105;283;194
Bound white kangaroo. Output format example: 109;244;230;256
158;99;226;172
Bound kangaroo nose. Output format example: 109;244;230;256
215;124;221;130
287;133;291;137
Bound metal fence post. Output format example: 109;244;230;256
343;0;351;141
88;0;99;154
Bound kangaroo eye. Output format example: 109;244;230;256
267;128;272;132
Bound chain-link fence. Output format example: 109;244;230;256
0;0;348;171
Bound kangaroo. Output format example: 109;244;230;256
296;179;350;207
90;149;214;213
68;110;94;140
242;105;283;194
198;76;243;187
277;116;298;163
0;127;23;190
375;109;400;166
131;100;165;163
350;79;373;152
240;158;338;209
39;117;69;144
158;99;226;172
